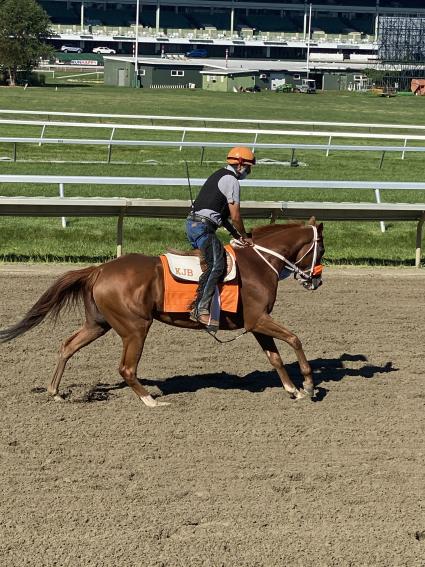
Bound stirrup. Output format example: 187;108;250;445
200;314;219;334
189;309;198;323
204;322;219;335
189;310;219;333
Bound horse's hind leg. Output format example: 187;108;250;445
253;331;311;400
48;319;110;400
118;321;169;408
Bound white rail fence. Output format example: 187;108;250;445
2;136;425;165
3;119;425;147
3;174;425;191
0;176;424;265
0;196;423;266
1;109;425;133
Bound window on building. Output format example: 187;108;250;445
138;69;146;76
171;70;184;76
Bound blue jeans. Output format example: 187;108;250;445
186;218;211;249
186;219;225;314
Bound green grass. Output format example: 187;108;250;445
0;85;425;264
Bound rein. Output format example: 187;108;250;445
207;226;320;343
252;225;319;281
205;328;248;343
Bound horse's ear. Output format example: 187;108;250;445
307;216;316;226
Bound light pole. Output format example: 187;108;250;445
134;0;140;84
306;3;312;79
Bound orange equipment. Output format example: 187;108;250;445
411;79;425;95
226;147;256;166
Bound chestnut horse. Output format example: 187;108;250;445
0;218;324;407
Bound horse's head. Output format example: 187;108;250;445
293;217;324;290
251;217;325;291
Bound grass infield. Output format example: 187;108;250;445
0;82;424;265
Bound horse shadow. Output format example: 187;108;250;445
83;353;397;403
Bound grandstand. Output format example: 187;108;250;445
37;1;425;62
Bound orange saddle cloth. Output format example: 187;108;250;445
159;245;239;313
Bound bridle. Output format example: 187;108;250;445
251;225;322;284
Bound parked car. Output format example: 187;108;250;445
92;46;116;55
186;49;208;58
295;79;317;94
60;45;82;53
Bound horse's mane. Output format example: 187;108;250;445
252;222;304;242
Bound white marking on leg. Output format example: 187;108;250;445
53;394;66;402
294;389;308;400
140;394;170;407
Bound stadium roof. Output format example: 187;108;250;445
105;55;383;72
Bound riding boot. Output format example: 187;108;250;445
191;234;225;330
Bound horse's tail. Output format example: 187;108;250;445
0;266;99;344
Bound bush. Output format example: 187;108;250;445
275;83;295;93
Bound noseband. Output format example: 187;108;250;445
252;225;321;283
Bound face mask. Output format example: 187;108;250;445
238;166;251;180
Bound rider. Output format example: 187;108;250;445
186;146;256;328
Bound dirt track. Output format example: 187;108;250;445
0;264;424;567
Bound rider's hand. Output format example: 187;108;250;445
239;236;253;247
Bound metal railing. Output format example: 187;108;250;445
3;119;425;144
2;174;425;190
1;136;425;166
0;195;424;266
2;109;425;132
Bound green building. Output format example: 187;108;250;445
322;72;369;90
104;56;203;88
201;68;261;92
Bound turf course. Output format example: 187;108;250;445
0;82;424;264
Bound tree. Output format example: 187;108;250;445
0;0;53;86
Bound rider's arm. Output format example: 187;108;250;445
227;202;248;238
222;216;242;239
218;174;250;242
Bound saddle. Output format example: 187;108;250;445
159;245;239;314
165;246;237;283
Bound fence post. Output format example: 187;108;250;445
415;213;425;268
59;183;67;228
326;135;332;157
116;211;125;257
252;132;258;153
379;151;386;169
200;146;205;165
402;138;407;160
108;127;115;163
374;188;385;233
180;130;186;151
39;123;46;147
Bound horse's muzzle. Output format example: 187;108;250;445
303;277;322;291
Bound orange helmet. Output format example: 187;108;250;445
226;146;256;166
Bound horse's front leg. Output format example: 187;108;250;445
251;314;314;399
253;332;306;400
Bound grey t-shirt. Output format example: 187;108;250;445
195;165;240;226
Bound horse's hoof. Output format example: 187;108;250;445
302;386;315;399
53;394;66;402
140;394;170;408
293;389;312;401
